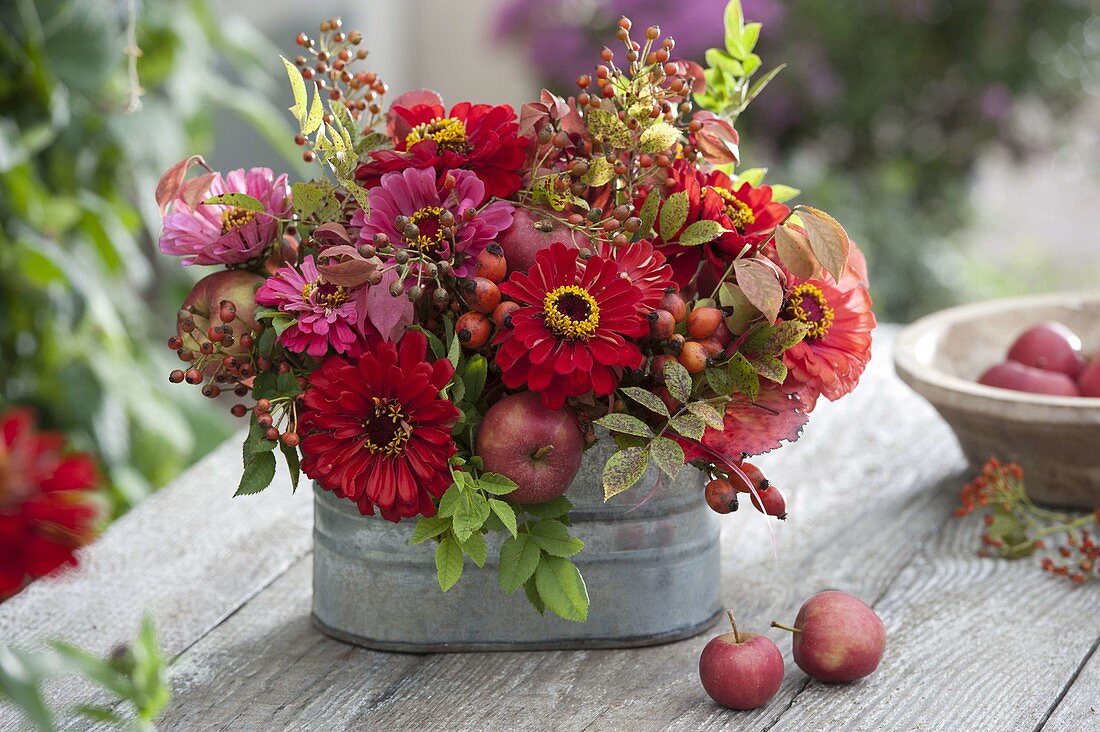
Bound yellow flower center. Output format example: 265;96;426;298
543;285;601;341
405;117;469;153
710;187;755;231
784;283;834;340
220;207;258;234
363;397;411;456
301;279;350;310
406;206;450;251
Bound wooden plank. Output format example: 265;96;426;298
150;328;1022;730
0;434;308;731
1041;642;1100;731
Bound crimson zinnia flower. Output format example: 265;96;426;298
355;100;528;201
0;408;100;600
298;331;460;522
495;243;646;409
596;239;675;315
651;162;789;288
778;241;876;410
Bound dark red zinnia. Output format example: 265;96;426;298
650;162;789;288
355;101;529;202
494;242;646;409
298;331;460;522
596;239;675;315
0;408;101;600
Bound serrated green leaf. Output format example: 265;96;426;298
409;516;451;544
650;436;685;479
522;496;573;519
236;451;276;495
603;446;650;499
535;556;589;622
452;491;491;543
447;328;462;368
705;364;734;396
639;121;679;153
437;484;462;518
462;355;488;404
621;386;670;417
280;442;301;491
276;369;303;397
302;93;326;136
580;156;615;187
243;415;276;461
435;538;464;591
687;402;725;429
678;220;728;247
281;55;308;125
459;531;487;567
530;519;584;557
638;188;661;238
488;498;518;537
478;472;518;496
271;314;295;336
664;359;693;404
743;321;809;358
291;181;330;220
751;354;788;383
499;534;541;593
736;167;767;187
659;191;689;242
594;413;654;438
523;576;546;614
202;192;264;212
586;107;632;149
669;413;707;441
728;352;761;400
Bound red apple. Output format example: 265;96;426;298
1006;322;1082;377
699;611;785;710
475;392;583;503
978;361;1080;397
1078;357;1100;397
179;270;264;357
773;590;886;683
496;207;588;275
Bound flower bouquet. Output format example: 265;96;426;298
155;1;875;627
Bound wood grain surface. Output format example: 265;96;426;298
3;328;1098;732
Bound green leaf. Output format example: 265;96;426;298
452;491;491;543
462;355;488;403
236;451;276;495
639;121;679;153
478;472;518;496
678;220;728;247
650;436;685;479
271;314;295;336
280;442;301;491
669;413;707;441
447;328;462;368
687;402;725;429
638;188;661;238
530;520;584;558
741;22;761;53
435;537;464;591
280;55;308;125
728;352;761;400
409;516;451;544
522;496;573;519
202;192;264;212
459;531;487;568
243;415;276;460
724;0;745;45
603;446;650;499
659;191;689;242
437;484;462;518
745;63;786;106
736;167;767;188
535;556;589;622
580;156;615;187
664;359;693;404
743;321;810;358
499;534;541;593
705;365;734;396
276;369;303;397
594;413;654;438
770;184;800;203
585;107;632;149
751;355;788;383
621;386;670;417
291;181;330;220
488;499;518;537
705;48;745;76
523;576;546;614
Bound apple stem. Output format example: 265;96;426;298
770;621;801;634
532;445;554;460
726;610;740;643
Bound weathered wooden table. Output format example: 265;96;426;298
3;328;1098;731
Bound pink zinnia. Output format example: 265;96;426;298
159;167;292;266
353;167;514;279
256;256;363;358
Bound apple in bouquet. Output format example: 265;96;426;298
476;392;584;504
497;207;589;275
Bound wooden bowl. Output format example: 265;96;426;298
894;292;1100;509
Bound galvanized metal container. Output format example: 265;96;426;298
312;438;722;652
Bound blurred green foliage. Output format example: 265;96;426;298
0;0;298;517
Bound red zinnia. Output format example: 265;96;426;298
596;239;675;315
355;100;528;202
0;408;101;600
298;331;460;522
495;243;646;409
651;162;789;288
778;242;876;411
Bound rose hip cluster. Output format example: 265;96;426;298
704;460;785;519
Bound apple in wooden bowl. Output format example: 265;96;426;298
894;292;1100;509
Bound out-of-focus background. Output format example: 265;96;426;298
3;0;1099;520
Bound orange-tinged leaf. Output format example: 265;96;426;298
774;224;819;279
801;207;850;282
733;258;784;323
